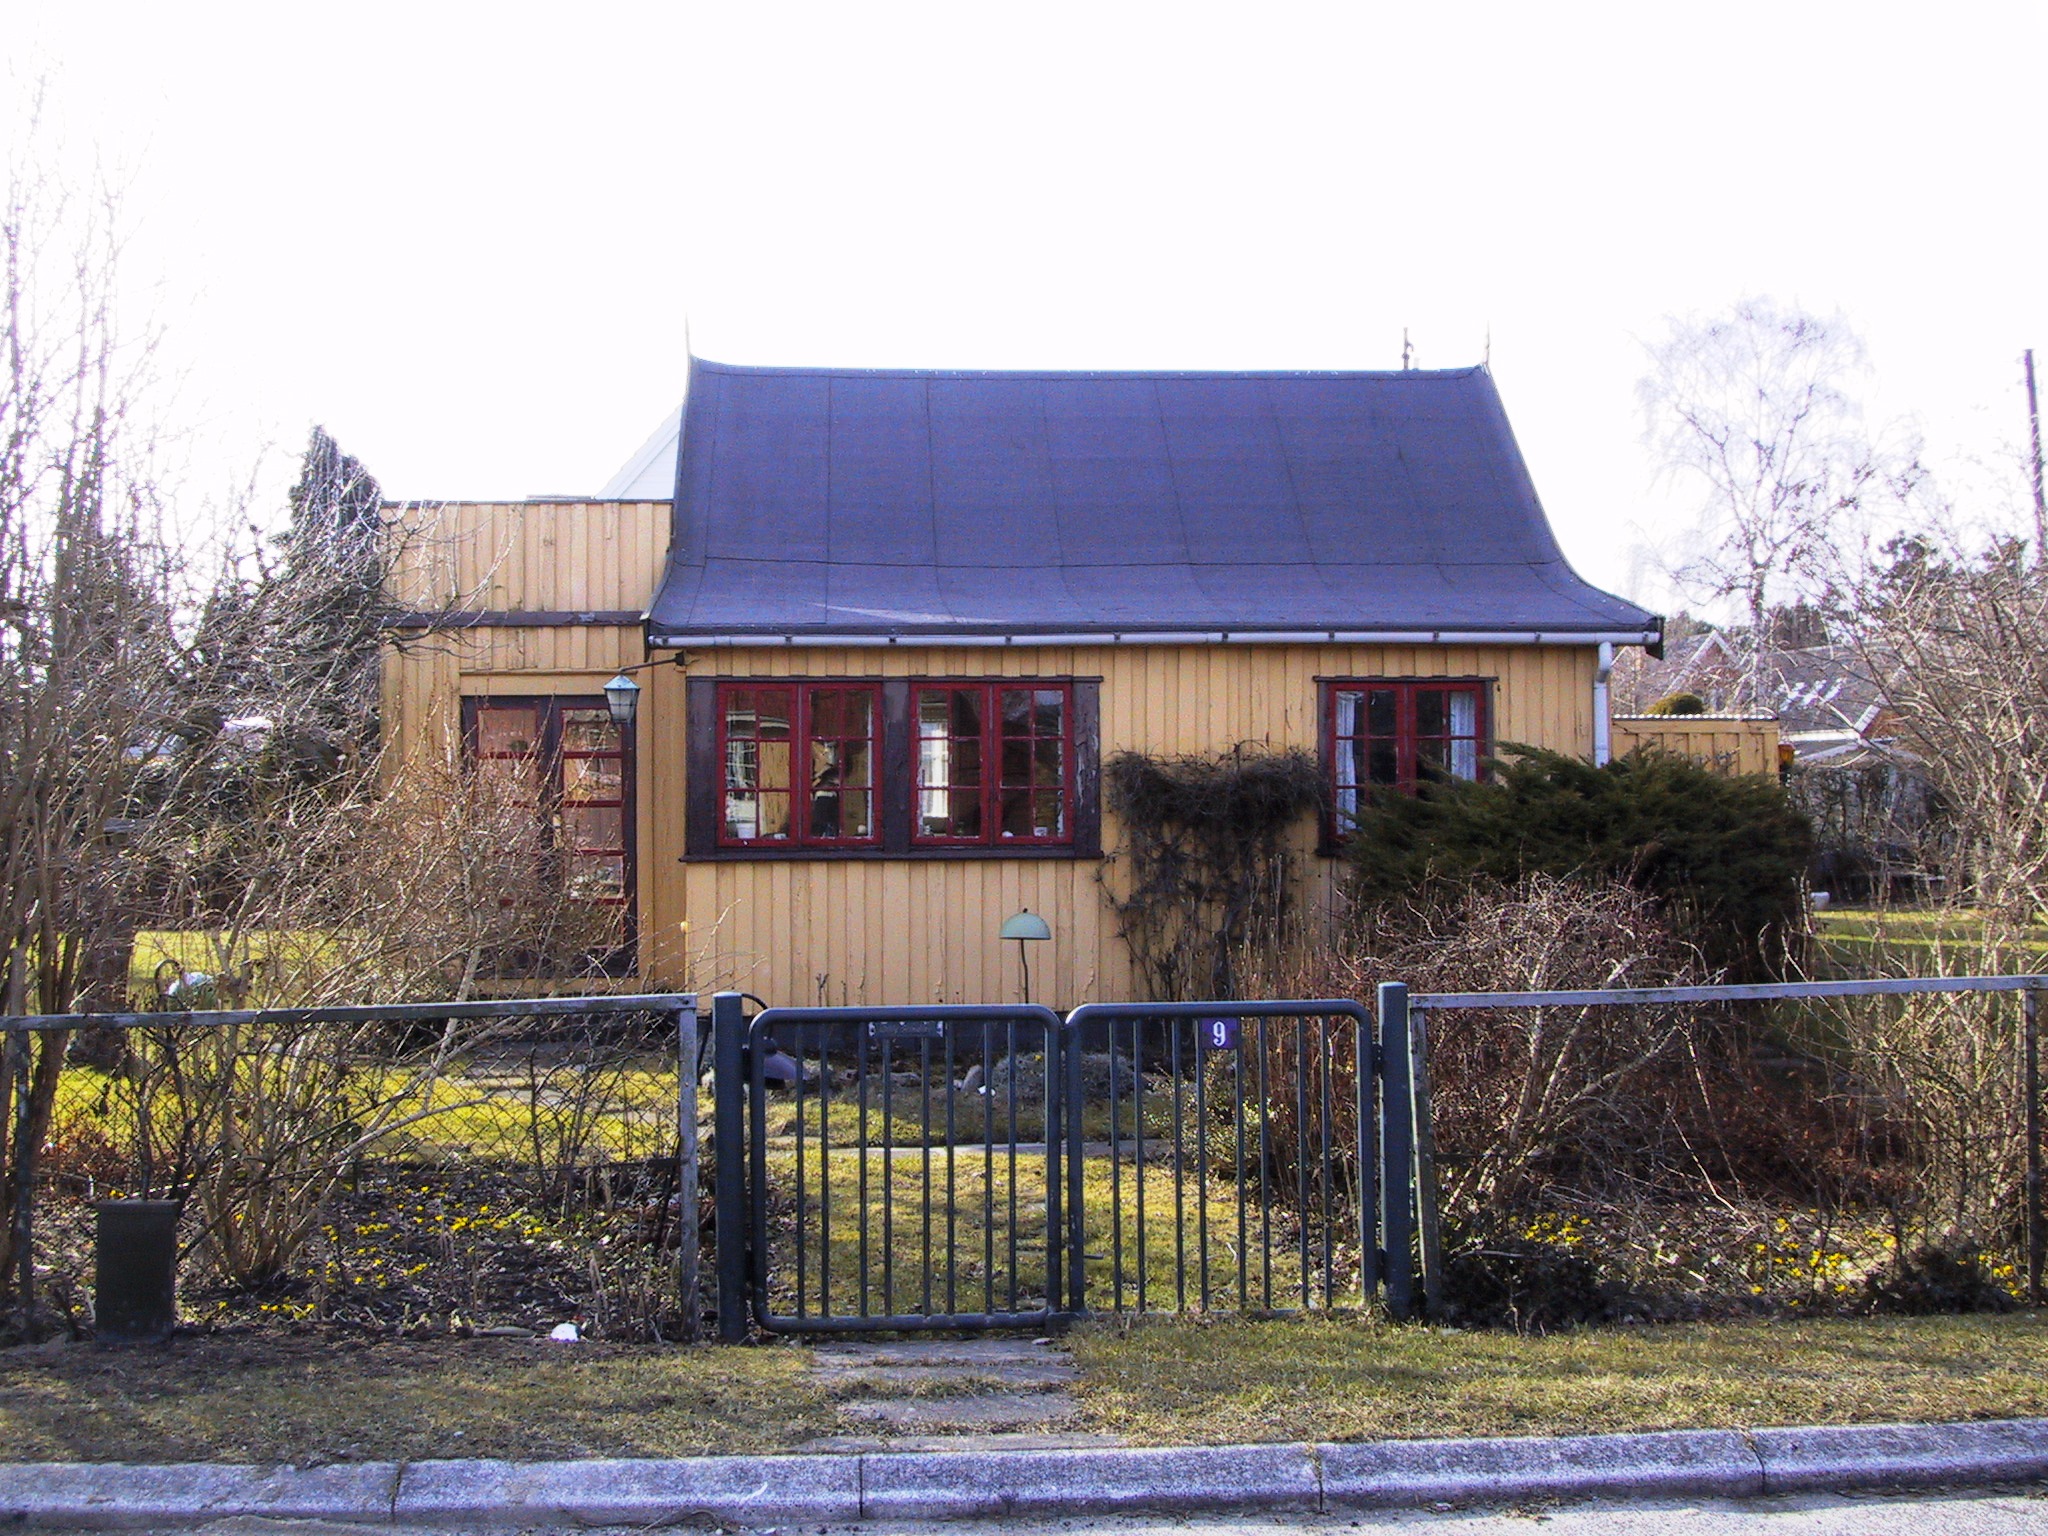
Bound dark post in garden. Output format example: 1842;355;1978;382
711;991;749;1342
674;1002;701;1342
1377;982;1416;1319
2027;983;2043;1307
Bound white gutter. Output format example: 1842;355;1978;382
1592;641;1615;765
647;628;1665;650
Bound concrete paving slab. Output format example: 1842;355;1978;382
839;1392;1078;1430
799;1430;1127;1454
1319;1428;1761;1508
390;1453;859;1527
0;1462;400;1529
1753;1418;2048;1493
861;1442;1322;1520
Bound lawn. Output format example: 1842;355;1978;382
5;1312;2048;1463
1067;1311;2048;1444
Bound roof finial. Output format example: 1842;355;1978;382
1402;328;1414;371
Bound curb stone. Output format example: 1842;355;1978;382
4;1418;2046;1528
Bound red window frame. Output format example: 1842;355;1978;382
1322;679;1489;837
716;681;882;849
913;681;1075;848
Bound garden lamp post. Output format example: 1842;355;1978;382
603;672;641;731
999;907;1051;1004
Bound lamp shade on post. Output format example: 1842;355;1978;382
603;672;640;730
999;907;1051;1004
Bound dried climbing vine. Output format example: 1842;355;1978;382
1099;746;1325;1000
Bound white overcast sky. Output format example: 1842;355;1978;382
7;1;2045;611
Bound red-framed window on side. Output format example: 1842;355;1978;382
718;682;881;848
462;695;636;974
1324;679;1489;834
914;682;1073;846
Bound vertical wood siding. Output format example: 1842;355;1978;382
1611;716;1780;777
383;502;1607;1009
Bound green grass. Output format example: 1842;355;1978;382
1815;907;2048;976
1069;1311;2048;1444
8;1313;2048;1462
757;1145;1340;1321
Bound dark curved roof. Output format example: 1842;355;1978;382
645;359;1657;645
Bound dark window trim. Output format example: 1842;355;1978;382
1317;676;1494;854
712;680;884;851
685;676;1102;861
459;694;639;974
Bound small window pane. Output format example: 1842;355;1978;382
1415;690;1446;737
560;710;618;753
757;740;791;794
1369;741;1399;785
563;805;623;852
810;690;843;737
1033;790;1065;838
757;791;792;839
1033;689;1064;734
563;755;622;801
836;789;871;838
808;785;847;839
568;854;626;901
949;690;982;737
478;707;539;757
1032;738;1062;787
839;740;871;787
951;736;982;783
999;787;1032;838
1417;739;1447;777
948;789;982;837
1000;690;1031;734
1001;739;1030;784
918;692;953;734
756;693;793;740
1367;690;1397;737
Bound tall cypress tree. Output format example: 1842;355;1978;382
283;427;385;746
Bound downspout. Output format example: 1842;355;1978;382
1592;642;1615;766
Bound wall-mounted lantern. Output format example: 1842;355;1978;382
603;672;641;731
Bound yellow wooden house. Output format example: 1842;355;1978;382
384;359;1663;1009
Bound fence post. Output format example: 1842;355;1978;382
2027;984;2042;1308
675;1004;702;1342
711;991;748;1342
1408;1006;1444;1320
1377;982;1415;1319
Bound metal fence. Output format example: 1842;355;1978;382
1386;973;2048;1320
9;993;703;1341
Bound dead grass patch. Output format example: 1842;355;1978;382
1068;1311;2048;1444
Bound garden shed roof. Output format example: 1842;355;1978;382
642;359;1659;647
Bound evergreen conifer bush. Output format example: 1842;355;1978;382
1342;746;1812;980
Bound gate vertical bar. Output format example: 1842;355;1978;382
1355;1005;1379;1303
1409;1005;1444;1321
2027;984;2042;1307
1377;982;1416;1319
676;1005;702;1342
1046;1015;1064;1315
712;991;749;1342
1066;1017;1087;1315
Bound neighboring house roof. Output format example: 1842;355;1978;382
640;358;1660;647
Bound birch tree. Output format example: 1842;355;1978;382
1639;298;1906;711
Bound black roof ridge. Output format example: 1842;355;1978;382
689;355;1488;383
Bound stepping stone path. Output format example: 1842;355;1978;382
797;1336;1124;1453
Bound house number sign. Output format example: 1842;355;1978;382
1198;1016;1241;1051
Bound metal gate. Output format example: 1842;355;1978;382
713;994;1411;1337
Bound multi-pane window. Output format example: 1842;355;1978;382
915;683;1071;845
469;699;633;904
719;683;879;847
1325;680;1487;832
